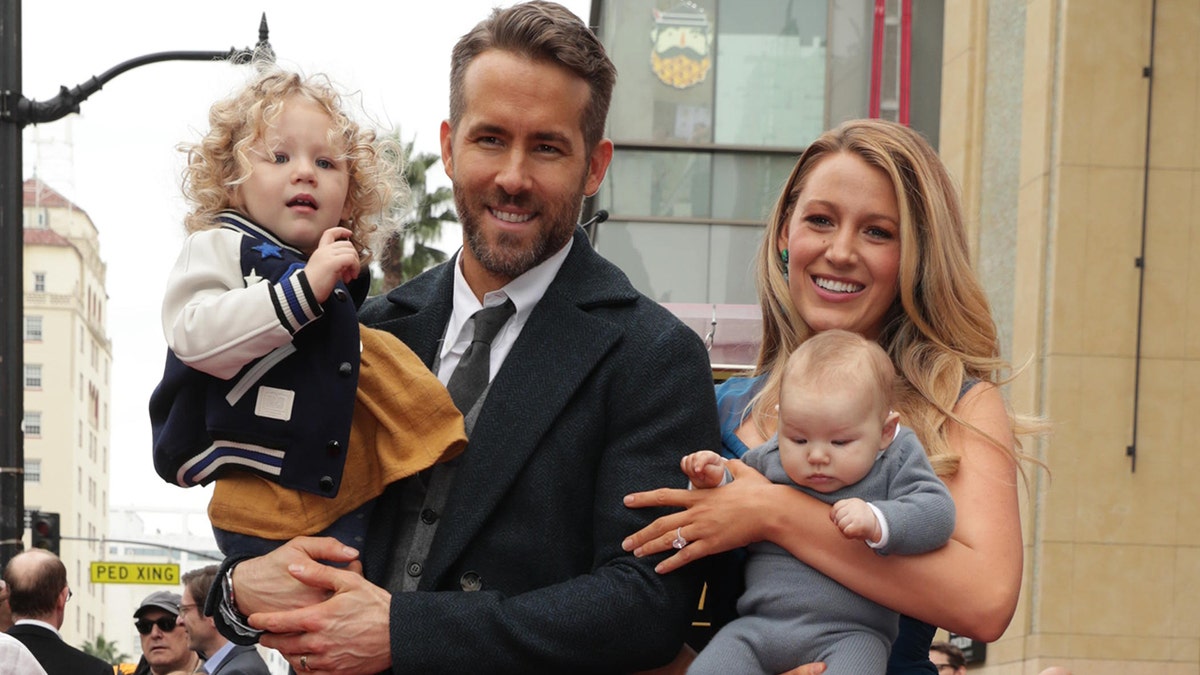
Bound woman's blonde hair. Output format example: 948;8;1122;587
179;67;405;263
750;118;1038;476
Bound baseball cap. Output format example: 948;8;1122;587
133;590;181;618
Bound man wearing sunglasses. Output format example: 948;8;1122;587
131;591;201;675
2;549;110;675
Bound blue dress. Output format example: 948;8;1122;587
713;375;938;675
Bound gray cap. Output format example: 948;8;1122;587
133;590;181;618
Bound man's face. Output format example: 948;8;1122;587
136;608;191;672
177;588;215;654
0;579;12;631
441;49;613;294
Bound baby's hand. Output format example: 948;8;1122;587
830;498;882;543
681;450;728;489
305;227;360;303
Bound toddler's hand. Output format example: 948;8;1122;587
681;450;728;489
305;227;360;303
830;498;882;543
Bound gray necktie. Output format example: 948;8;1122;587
446;299;516;414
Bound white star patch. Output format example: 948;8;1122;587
244;268;264;286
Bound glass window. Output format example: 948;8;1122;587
24;315;43;341
594;221;761;304
25;459;41;483
24;412;42;437
604;150;713;219
33;272;46;293
24;364;42;389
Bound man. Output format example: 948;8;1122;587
0;578;13;631
132;591;201;675
179;567;267;675
208;2;721;673
3;549;110;675
929;642;967;675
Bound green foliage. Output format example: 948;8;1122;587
374;132;456;295
81;634;130;664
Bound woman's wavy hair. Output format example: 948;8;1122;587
749;118;1040;476
179;67;404;263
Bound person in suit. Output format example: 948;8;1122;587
3;549;111;675
204;2;721;673
131;591;201;675
179;566;267;675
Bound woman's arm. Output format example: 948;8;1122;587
624;382;1022;640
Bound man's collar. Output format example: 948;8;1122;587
13;618;59;636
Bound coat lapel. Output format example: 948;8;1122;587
420;231;639;587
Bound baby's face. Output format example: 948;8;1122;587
233;95;352;255
776;380;891;493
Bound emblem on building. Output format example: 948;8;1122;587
650;3;714;89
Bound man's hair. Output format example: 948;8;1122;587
180;565;219;608
449;0;616;149
930;641;966;669
2;550;66;618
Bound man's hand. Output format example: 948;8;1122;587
305;227;360;303
829;498;881;543
251;554;392;675
229;537;359;616
680;450;728;489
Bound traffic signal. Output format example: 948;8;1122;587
31;511;61;555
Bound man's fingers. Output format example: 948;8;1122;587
288;536;359;566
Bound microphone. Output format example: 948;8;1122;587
580;209;609;229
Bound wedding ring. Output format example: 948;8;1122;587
671;527;688;550
300;655;310;671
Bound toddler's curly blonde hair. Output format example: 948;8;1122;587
180;67;404;263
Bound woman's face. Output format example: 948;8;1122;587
778;151;902;340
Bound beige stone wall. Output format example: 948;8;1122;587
941;0;1200;672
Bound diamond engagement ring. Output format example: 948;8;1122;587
671;527;688;549
300;655;310;671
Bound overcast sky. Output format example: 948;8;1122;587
20;0;590;518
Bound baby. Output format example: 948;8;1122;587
685;329;956;675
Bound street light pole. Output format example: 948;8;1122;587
0;0;272;570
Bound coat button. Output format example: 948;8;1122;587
318;476;335;493
333;288;348;302
326;440;341;456
459;571;482;592
407;562;423;578
338;362;353;377
420;509;438;524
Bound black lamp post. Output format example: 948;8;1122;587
0;0;272;569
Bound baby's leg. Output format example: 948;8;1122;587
815;630;890;674
687;618;773;675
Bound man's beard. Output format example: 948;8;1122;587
455;183;582;280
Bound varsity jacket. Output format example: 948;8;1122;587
149;211;361;497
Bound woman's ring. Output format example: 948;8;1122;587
300;655;310;671
671;527;688;549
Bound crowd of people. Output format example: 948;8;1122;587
7;1;1069;673
0;550;269;675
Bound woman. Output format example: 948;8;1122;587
623;119;1040;674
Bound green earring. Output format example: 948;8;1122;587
780;249;789;279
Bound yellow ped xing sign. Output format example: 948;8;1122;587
90;562;180;585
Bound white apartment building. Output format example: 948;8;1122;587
22;178;112;648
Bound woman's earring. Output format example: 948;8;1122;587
780;249;789;280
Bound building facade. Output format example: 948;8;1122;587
21;178;112;648
592;1;1200;673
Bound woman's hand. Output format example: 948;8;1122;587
623;459;779;574
780;664;826;675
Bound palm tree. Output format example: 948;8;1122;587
374;132;457;295
82;634;130;665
